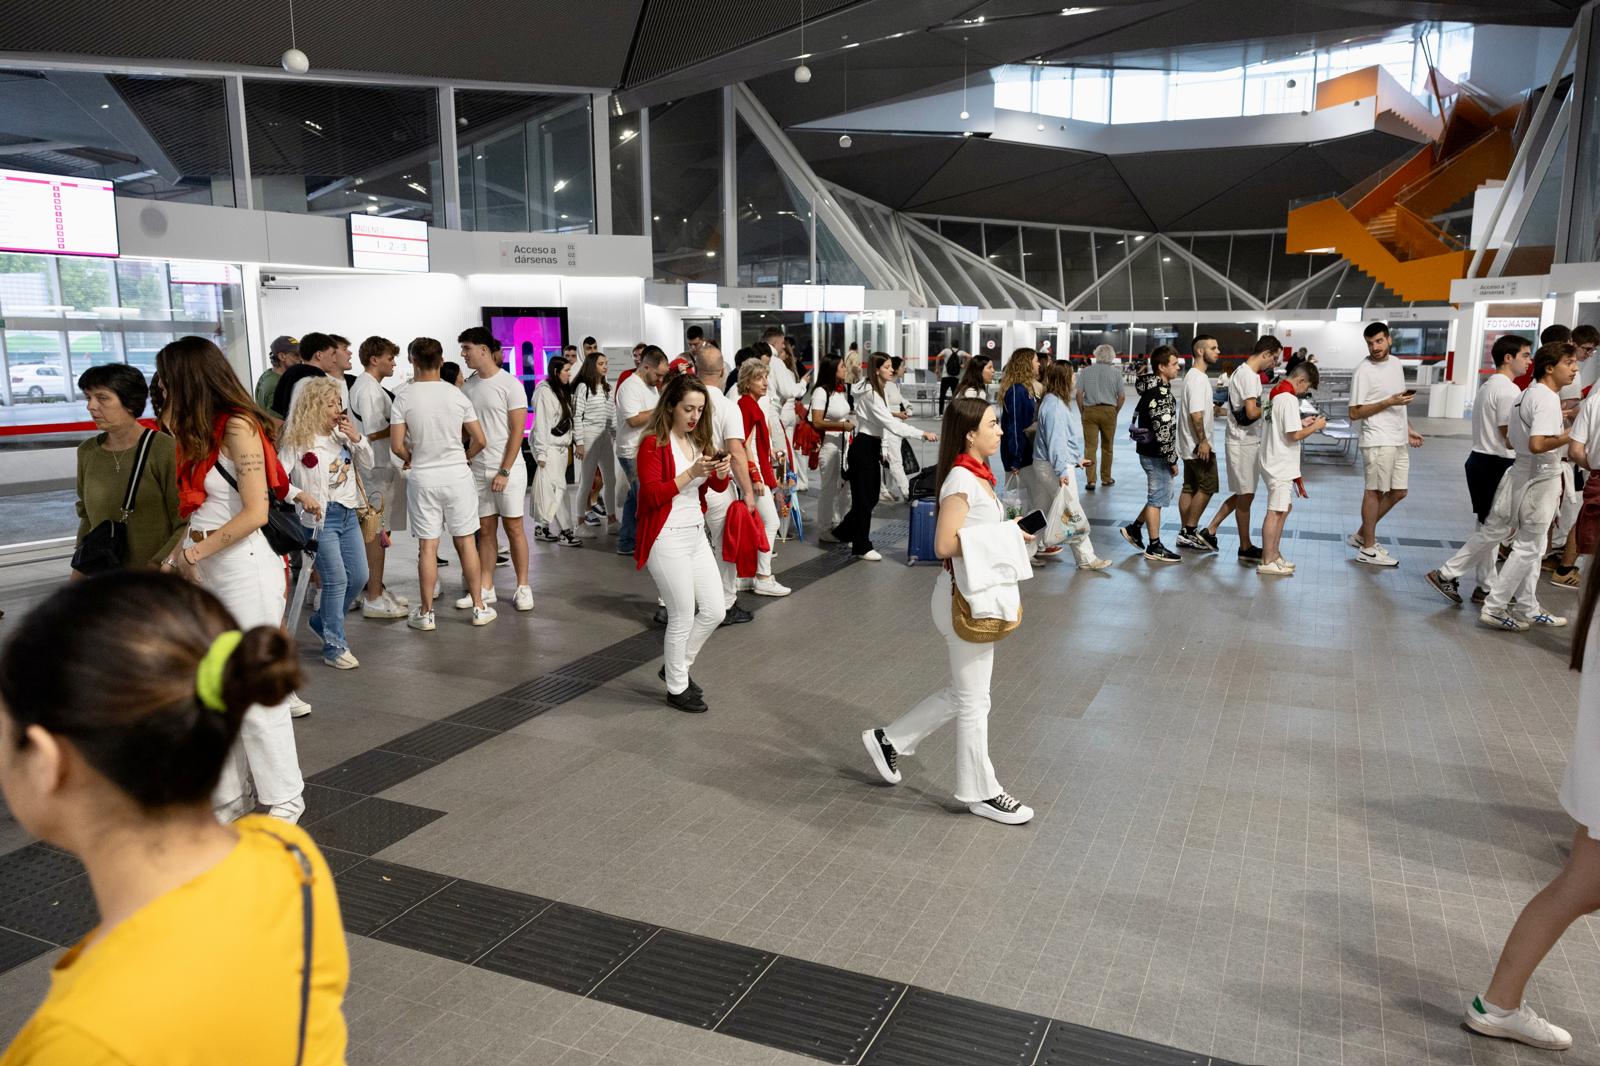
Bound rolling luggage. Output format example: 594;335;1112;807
907;497;938;565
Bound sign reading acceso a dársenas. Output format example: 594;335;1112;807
499;240;580;270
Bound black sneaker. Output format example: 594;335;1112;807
1237;545;1263;564
1119;522;1145;550
1197;529;1220;552
496;552;510;567
719;604;754;627
666;689;708;713
533;524;557;542
1426;569;1463;605
436;555;450;568
592;499;608;517
1175;528;1205;550
1471;586;1488;604
968;791;1033;825
1084;482;1096;492
1143;540;1181;563
652;605;669;625
658;666;702;696
861;728;901;784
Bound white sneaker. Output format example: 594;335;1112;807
1257;557;1294;577
267;796;306;825
753;575;792;597
513;585;534;611
1356;547;1399;568
1078;557;1112;571
859;549;883;562
407;607;436;632
453;587;496;609
968;792;1034;825
384;589;410;608
287;692;312;718
324;649;359;670
1479;609;1530;632
1530;611;1568;627
362;595;408;619
1346;532;1364;549
432;579;442;600
471;605;498;626
1465;996;1572;1051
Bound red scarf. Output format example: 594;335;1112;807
176;413;290;518
953;453;996;486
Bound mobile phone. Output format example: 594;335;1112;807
711;450;729;462
1401;389;1417;397
1017;509;1048;535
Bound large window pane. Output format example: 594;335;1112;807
1189;240;1232;311
1111;70;1166;124
817;218;868;287
4;331;71;404
610;105;643;237
1243;56;1316;116
67;330;119;385
1072;70;1110;124
994;66;1033;113
650;93;722;283
984;225;1023;282
115;261;169;318
939;221;985;258
1228;234;1273;302
245;80;440;222
1021;228;1062;303
1167;68;1244;121
1159;248;1195;310
0;254;58;317
57;259;116;317
0;70;233;206
457;91;594;233
736;116;812;287
1096;262;1133;311
123;331;174;381
1037;69;1072;119
1267;232;1311;302
1059;230;1096;304
1093;231;1128;276
1129;245;1163;307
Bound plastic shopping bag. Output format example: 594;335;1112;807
1042;481;1089;547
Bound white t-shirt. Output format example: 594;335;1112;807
1176;367;1215;460
615;374;657;459
1260;389;1303;483
1225;364;1263;444
1471;374;1520;459
462;370;527;474
348;373;395;468
1568;390;1600;470
665;433;707;529
1509;382;1564;476
706;385;745;450
390;380;478;478
941;466;1001;526
1351;356;1408;447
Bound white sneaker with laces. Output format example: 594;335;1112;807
454;588;496;609
1078;557;1112;572
1346;532;1364;549
1257;557;1294;577
407;607;436;632
859;549;883;561
324;649;359;670
1530;611;1568;627
753;575;792;597
384;589;410;608
1356;547;1399;568
968;792;1034;825
1465;996;1572;1050
471;605;498;626
1479;609;1530;632
362;595;408;619
287;692;313;718
267;796;306;825
513;585;534;611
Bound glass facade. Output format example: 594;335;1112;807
609;105;644;238
735;116;812;286
456;90;594;233
649;93;723;283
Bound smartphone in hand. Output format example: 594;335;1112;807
1017;509;1048;535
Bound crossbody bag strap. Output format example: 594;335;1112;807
280;839;315;1066
117;429;157;519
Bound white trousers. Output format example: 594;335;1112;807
646;525;726;694
752;487;780;576
883;444;910;500
1485;469;1561;619
577;431;617;517
1025;459;1100;565
703;484;738;608
196;530;304;808
533;454;576;531
781;406;807;490
1440;474;1512;592
816;438;850;531
883;572;1004;803
1553;462;1581;548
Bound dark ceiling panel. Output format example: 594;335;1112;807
1309;130;1420;189
902;139;1100;207
1108;144;1301;230
905;155;1157;230
625;0;860;85
1159;144;1352;229
792;131;969;207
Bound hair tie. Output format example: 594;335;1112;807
195;631;243;712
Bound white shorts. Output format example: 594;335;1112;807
474;462;527;519
1224;437;1261;496
408;470;480;540
1362;445;1410;492
1264;476;1294;512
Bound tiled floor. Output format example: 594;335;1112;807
0;411;1596;1065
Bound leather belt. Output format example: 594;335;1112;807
188;529;219;543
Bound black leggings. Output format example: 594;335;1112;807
938;377;958;413
836;434;883;556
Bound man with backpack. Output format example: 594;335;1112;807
1201;335;1282;564
937;348;962;414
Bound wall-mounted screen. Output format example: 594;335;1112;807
937;304;960;321
349;215;430;272
782;284;824;312
169;261;241;285
822;285;865;313
481;306;570;421
686;282;719;309
0;168;118;258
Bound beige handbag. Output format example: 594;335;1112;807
948;564;1021;643
351;463;384;543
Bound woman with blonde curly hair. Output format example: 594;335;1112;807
278;376;373;670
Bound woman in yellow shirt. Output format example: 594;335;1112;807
0;571;348;1065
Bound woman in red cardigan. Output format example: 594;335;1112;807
634;373;730;713
735;360;791;598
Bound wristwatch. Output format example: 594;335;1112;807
497;467;511;478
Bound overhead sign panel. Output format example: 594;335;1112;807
349;214;429;272
0;168;118;258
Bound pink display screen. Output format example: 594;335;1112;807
481;307;569;433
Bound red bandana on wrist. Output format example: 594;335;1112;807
953;453;996;486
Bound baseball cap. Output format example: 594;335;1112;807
269;335;300;355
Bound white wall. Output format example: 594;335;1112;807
1469;26;1572;105
1272;320;1370;369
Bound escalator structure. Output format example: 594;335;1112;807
1287;67;1521;302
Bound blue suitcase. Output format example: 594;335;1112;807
907;498;938;565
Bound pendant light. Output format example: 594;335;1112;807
794;0;812;83
280;0;309;72
959;37;970;121
839;42;852;147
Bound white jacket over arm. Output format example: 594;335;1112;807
531;383;572;462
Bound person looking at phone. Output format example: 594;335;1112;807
1256;362;1326;577
859;397;1035;826
1201;335;1281;563
632;374;729;713
1348;321;1424;567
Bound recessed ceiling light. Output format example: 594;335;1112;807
706;250;717;257
1134;235;1145;241
1162;256;1171;262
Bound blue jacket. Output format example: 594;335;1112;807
1000;383;1037;471
1035;393;1083;478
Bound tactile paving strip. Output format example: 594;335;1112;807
372;878;552;963
306;749;436;795
0;927;53;971
551;655;646;683
860;987;1047;1066
716;956;904;1064
501;675;598;706
476;902;655;996
302;796;446;856
0;874;99;946
377;721;498;762
300;783;367;825
1034;1019;1211;1065
332;859;452;936
0;843;84;906
591;928;775;1029
444;697;552;732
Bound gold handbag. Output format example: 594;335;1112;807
950;573;1021;643
351;463;384;544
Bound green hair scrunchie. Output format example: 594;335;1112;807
195;630;244;713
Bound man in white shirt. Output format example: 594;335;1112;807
697;345;762;624
348;335;409;619
1564;359;1600;581
1348;322;1425;567
1474;342;1578;630
1202;335;1280;563
615;347;669;555
1548;323;1600;582
1175;334;1221;552
459;327;532;613
390;336;493;630
1424;336;1529;605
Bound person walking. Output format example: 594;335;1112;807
574;350;618;530
1425;335;1532;604
530;356;582;548
1120;346;1182;563
1175;335;1222;552
735;360;792;597
615;347;668;556
998;347;1040;509
348;335;409;619
810;354;856;542
695;345;760;625
0;572;349;1065
155;336;316;823
459;328;534;610
1202;335;1281;564
73;364;184;575
1349;321;1424;567
1076;344;1123;490
1029;362;1109;571
860;396;1035;825
954;354;992;399
633;374;730;713
1257;362;1326;577
937;347;962;413
880;357;916;502
834;354;937;561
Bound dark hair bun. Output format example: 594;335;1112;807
220;626;300;715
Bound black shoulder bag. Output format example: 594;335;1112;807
216;461;312;557
72;430;156;575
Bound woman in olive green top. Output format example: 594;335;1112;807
74;365;184;574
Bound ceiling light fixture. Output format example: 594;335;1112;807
280;0;309;73
795;0;812;82
960;37;970;121
839;38;853;148
553;178;569;193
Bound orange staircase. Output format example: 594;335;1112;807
1287;67;1520;302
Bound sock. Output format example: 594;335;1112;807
1475;995;1517;1018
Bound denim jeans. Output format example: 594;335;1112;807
309;502;368;660
1140;453;1175;509
617;456;640;552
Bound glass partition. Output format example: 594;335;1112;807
1021;228;1062;303
736;116;812;286
609;105;644;237
456;90;593;233
650;93;723;283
